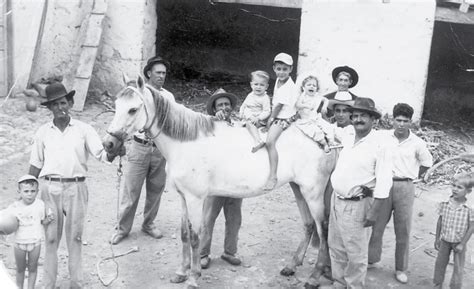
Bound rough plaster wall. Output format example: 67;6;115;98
91;0;156;98
10;0;45;94
298;0;436;121
29;0;92;87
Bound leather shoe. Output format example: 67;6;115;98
141;227;163;239
200;256;211;269
221;253;241;266
110;232;127;245
395;271;408;284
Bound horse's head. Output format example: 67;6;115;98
103;74;154;153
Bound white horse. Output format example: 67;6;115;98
103;75;336;288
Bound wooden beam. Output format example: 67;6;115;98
212;0;302;9
435;6;474;24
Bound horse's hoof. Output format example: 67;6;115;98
304;282;320;289
170;274;188;283
280;267;295;276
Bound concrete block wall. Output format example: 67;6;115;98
298;0;436;121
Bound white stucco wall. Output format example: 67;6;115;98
298;0;436;121
10;0;46;94
90;0;157;98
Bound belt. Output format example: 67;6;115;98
134;136;156;147
337;194;368;201
393;177;413;182
44;176;85;182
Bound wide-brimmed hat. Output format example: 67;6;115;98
17;174;38;184
348;97;381;119
41;82;75;106
332;65;359;88
273;53;293;66
143;56;170;79
328;91;355;110
206;88;238;116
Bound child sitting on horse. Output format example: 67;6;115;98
7;175;53;289
239;70;271;153
294;72;336;153
257;53;298;190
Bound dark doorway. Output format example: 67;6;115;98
156;0;301;95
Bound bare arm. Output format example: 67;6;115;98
267;104;283;128
435;216;442;250
29;165;41;178
455;220;474;252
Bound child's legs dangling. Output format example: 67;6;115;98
265;123;284;189
14;246;27;289
246;121;265;153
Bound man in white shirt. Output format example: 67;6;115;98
29;82;122;289
329;97;393;289
111;56;175;244
368;103;433;284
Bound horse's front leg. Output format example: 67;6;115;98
185;195;204;289
281;182;316;276
170;193;191;284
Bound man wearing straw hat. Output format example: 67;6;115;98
28;82;123;289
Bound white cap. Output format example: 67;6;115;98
273;53;293;66
17;175;38;184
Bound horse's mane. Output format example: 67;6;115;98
146;85;215;141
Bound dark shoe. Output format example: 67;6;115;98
110;232;127;245
141;227;163;239
221;253;241;266
200;256;211;269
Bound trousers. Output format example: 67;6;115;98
40;180;88;289
368;180;414;271
200;196;242;257
116;141;166;234
433;240;466;289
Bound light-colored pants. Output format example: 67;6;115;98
433;240;466;289
329;193;372;289
200;196;242;257
116;141;166;234
40;180;88;289
368;180;414;271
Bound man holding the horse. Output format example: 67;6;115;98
28;82;123;289
199;89;243;269
110;56;175;245
328;97;393;289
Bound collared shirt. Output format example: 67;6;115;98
332;123;355;145
387;130;433;179
239;92;271;121
135;87;175;139
30;118;109;178
273;77;297;119
438;198;474;243
331;130;393;199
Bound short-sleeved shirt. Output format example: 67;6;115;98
273;78;297;119
438;198;474;243
7;199;45;244
135;87;175;139
331;130;393;199
239;92;271;121
387;130;433;179
30;118;109;178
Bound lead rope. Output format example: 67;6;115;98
97;156;123;286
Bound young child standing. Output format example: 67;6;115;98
294;72;336;153
240;70;271;153
433;173;474;289
259;53;297;190
7;175;53;289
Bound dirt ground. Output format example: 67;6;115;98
1;96;473;289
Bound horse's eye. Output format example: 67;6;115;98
128;108;137;115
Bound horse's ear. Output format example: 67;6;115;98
122;72;131;85
137;75;145;90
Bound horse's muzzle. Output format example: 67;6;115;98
103;133;124;154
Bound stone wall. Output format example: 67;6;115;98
298;0;436;121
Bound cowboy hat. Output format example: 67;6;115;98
143;56;170;79
41;82;75;106
348;97;381;119
328;91;355;110
206;88;238;116
332;65;359;88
